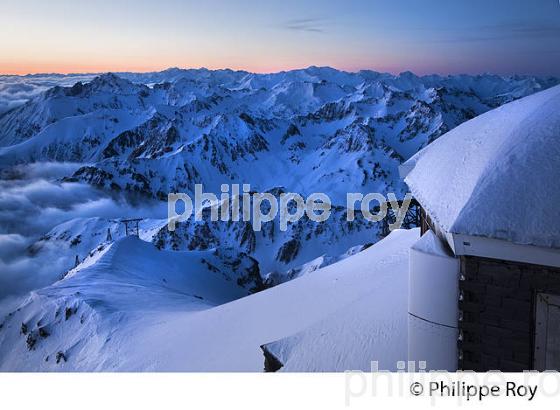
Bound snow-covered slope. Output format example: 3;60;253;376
0;67;557;371
0;229;418;371
0;235;263;370
1;68;556;203
2;68;555;289
403;84;560;248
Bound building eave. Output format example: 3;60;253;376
446;232;560;269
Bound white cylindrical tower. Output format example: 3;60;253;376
408;230;460;371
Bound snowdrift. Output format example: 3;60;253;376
0;229;419;371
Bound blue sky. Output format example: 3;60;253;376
1;0;559;75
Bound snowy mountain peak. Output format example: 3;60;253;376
0;67;558;371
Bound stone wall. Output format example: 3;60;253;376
459;255;560;371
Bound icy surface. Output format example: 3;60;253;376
404;85;560;248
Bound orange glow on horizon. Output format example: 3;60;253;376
0;61;346;76
0;59;406;76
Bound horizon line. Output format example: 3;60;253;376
1;65;558;79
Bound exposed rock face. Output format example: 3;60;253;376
261;344;284;372
1;68;557;298
152;192;387;283
276;239;300;264
2;68;555;198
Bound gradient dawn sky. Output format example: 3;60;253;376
1;0;559;76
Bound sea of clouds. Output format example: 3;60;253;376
0;74;98;114
0;162;167;302
0;73;164;304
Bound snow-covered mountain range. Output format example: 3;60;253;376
2;69;557;200
0;67;557;370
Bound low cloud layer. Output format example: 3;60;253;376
0;74;96;114
0;162;167;300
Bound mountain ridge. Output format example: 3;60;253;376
0;67;557;287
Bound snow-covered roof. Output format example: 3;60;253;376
403;85;560;249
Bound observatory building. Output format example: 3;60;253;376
401;85;560;371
